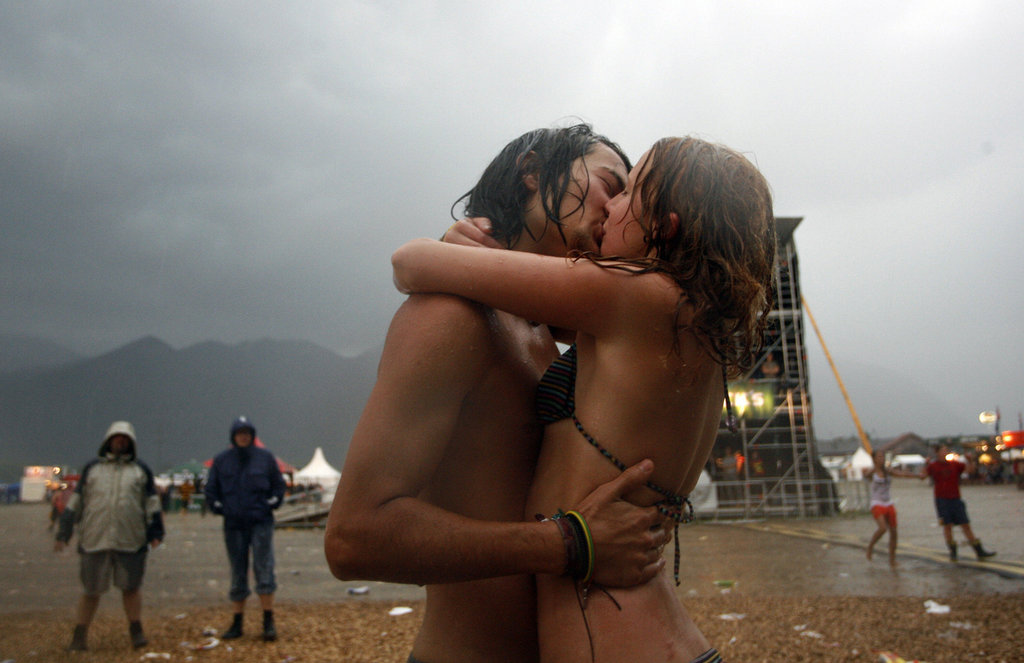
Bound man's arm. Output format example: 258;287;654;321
268;454;286;509
203;462;223;515
138;461;165;548
326;294;564;585
324;294;665;587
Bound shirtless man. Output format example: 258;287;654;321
325;124;669;663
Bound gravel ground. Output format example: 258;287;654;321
2;595;1022;662
2;480;1021;662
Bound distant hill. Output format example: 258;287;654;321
0;333;82;374
0;336;381;482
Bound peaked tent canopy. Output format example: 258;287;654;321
845;446;875;480
293;446;341;492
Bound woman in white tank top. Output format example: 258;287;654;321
866;450;917;567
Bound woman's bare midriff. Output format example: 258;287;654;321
528;418;713;663
536;570;710;663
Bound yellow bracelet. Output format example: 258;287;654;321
566;510;594;585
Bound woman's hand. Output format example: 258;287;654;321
442;217;502;248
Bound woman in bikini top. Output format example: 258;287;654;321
537;343;695;586
393;136;776;663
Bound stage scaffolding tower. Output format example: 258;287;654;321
709;217;838;519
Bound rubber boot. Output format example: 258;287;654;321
971;540;996;560
947;542;958;561
262;610;277;642
129;620;148;649
221;613;244;640
67;624;88;651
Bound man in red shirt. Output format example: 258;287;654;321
921;445;996;561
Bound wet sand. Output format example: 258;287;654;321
2;480;1021;661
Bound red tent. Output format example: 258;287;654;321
203;437;297;475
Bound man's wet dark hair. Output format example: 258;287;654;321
451;123;631;248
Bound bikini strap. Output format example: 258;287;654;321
723;364;738;433
571;413;693;585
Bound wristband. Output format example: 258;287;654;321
564;510;595;585
536;511;591;582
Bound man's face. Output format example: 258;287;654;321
108;434;131;455
528;143;628;257
234;430;254;447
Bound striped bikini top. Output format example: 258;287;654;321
535;344;693;585
536;344;579;424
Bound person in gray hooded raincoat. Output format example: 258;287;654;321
55;420;164;651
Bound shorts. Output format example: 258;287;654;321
934;497;969;526
870;504;898;527
80;549;147;596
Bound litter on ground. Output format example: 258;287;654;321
875;651;929;663
181;636;220;650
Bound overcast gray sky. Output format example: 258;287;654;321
2;1;1021;440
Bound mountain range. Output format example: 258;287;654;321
2;331;973;485
0;334;381;483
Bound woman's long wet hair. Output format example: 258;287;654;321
590;136;777;376
452;123;631;248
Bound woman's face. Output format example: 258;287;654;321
601;150;650;258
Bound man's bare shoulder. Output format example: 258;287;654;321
393;292;490;323
387;293;494;348
376;294;503;384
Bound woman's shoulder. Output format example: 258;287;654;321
583;267;689;338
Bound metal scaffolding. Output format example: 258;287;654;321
708;217;839;519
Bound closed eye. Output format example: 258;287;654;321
599;168;627;197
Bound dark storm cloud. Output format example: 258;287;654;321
1;1;1022;437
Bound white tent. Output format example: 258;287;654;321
293;447;341;499
891;453;927;472
690;469;718;515
844;446;875;480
